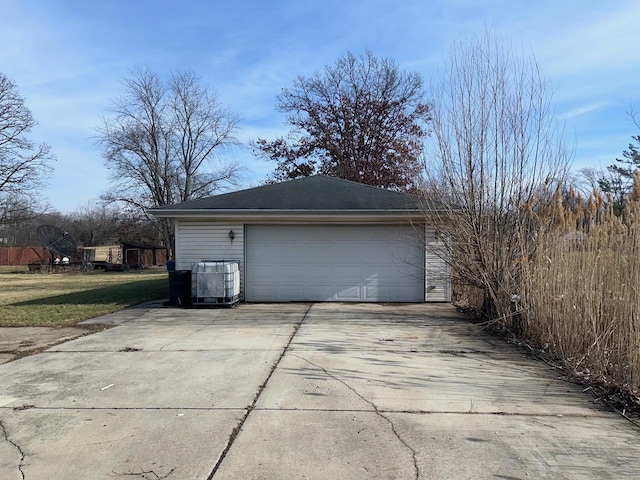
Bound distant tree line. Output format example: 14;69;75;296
0;201;158;249
577;113;640;216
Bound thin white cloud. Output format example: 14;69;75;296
559;102;608;120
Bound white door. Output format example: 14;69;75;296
245;225;424;302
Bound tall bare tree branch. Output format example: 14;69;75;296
0;72;55;220
97;67;241;255
422;31;570;320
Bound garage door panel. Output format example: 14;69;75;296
359;266;388;278
246;225;424;302
332;266;364;282
363;286;392;301
280;266;307;281
306;246;334;258
335;285;362;301
250;284;275;299
248;266;272;282
281;247;309;262
306;265;334;280
333;246;366;261
307;285;333;300
248;265;289;282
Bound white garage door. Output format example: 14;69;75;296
245;225;425;302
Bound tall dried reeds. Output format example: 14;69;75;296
518;174;640;398
450;174;640;399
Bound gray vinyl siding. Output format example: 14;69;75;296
425;225;451;302
175;220;244;298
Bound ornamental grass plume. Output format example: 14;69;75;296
454;183;640;402
525;185;639;399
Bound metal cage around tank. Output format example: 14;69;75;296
191;260;240;306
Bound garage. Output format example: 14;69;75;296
151;175;451;303
245;224;425;302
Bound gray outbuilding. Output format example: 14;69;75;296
150;175;449;303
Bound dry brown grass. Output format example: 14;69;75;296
0;268;168;327
520;185;640;401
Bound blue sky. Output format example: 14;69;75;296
2;0;639;212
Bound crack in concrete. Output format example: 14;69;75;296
292;354;420;480
0;418;26;480
205;303;312;480
159;325;209;351
113;466;176;479
73;433;136;448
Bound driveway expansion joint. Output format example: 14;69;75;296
205;303;313;480
0;418;26;480
0;406;249;412
292;354;420;480
249;406;604;418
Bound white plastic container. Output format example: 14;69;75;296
191;261;240;306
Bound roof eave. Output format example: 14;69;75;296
149;208;435;222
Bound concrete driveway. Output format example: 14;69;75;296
0;303;639;479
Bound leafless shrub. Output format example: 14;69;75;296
422;31;568;322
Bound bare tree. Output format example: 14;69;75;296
0;73;54;217
0;196;38;245
68;202;121;247
2;205;64;247
577;167;606;195
97;67;241;256
255;51;431;190
422;32;570;321
114;210;161;245
592;111;640;215
575;165;627;215
0;195;40;230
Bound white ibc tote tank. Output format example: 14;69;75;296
191;261;240;306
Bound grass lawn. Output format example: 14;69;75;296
0;266;169;327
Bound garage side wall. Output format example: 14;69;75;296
425;225;451;302
175;221;244;297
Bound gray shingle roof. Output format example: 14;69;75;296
152;175;424;212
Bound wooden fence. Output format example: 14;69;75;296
0;247;52;265
1;245;167;267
